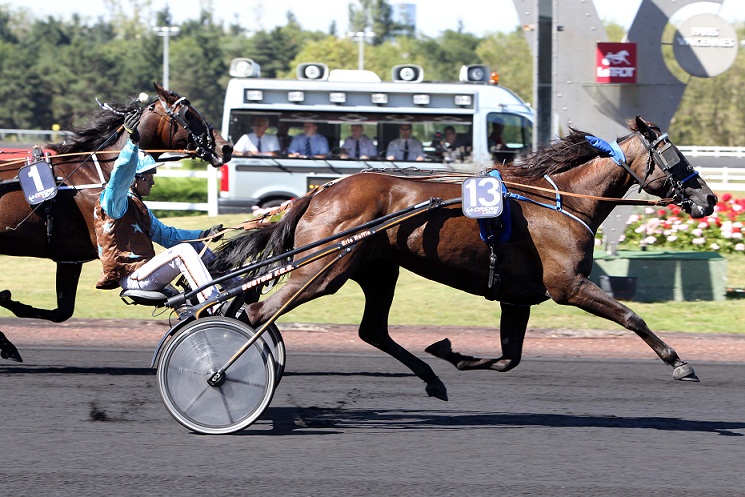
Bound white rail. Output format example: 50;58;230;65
678;146;745;158
695;166;745;192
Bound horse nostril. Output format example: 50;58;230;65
222;145;233;161
708;194;718;206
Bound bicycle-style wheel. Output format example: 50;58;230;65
157;316;275;435
235;308;286;384
220;294;286;384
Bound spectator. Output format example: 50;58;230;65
386;124;424;161
233;116;280;157
488;118;507;151
442;125;469;150
275;121;292;154
93;109;223;306
287;122;330;158
340;124;377;159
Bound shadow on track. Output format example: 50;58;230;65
252;407;745;438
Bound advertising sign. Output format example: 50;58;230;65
596;42;637;84
673;13;739;78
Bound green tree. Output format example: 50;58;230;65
476;28;533;102
348;0;394;44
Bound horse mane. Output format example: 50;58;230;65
506;127;606;180
48;100;140;154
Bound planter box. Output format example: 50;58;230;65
591;250;727;302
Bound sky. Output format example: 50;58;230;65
1;0;743;37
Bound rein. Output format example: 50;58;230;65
501;179;674;206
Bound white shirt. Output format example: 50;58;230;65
234;132;281;155
386;137;425;161
341;135;377;158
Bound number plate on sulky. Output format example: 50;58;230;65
19;161;57;205
461;176;503;218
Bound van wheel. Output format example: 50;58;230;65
260;198;290;208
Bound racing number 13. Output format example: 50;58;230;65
464;176;501;206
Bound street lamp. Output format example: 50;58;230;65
347;31;375;70
153;25;181;89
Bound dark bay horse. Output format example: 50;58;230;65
213;116;716;400
0;83;232;360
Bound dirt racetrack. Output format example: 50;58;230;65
3;317;744;363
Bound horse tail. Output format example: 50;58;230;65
211;194;314;274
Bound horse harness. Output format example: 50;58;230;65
155;96;217;164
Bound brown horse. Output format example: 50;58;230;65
0;83;232;360
213;117;716;400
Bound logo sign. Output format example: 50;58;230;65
19;161;57;205
596;42;637;84
461;176;503;219
673;13;739;78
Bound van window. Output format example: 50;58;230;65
227;110;474;162
487;112;532;164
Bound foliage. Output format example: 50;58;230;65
0;1;743;150
618;193;745;254
476;28;533;102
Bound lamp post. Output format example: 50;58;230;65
153;25;181;89
347;31;375;70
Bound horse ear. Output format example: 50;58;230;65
634;115;656;140
153;82;166;98
634;116;647;133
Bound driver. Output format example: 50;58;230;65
93;109;223;305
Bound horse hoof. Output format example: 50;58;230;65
673;363;699;382
424;338;452;359
0;331;23;363
0;290;10;307
425;377;448;401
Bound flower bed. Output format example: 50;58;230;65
618;193;745;254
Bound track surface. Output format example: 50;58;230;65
1;318;744;496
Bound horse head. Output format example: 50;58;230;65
627;116;717;219
137;82;232;167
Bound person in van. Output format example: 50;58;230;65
340;124;377;159
386;124;424;161
233;116;280;157
488;118;507;151
275;121;292;154
442;125;469;151
287;122;330;159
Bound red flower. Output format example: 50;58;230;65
721;193;732;202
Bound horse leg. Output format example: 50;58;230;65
0;262;81;323
0;331;22;362
354;261;448;401
246;257;449;400
555;276;698;382
426;303;530;372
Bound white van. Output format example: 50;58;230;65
218;59;534;212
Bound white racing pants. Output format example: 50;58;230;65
121;243;218;304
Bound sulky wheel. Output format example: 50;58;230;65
157;316;275;435
235;309;286;384
220;293;286;384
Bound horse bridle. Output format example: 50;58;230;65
616;131;700;210
155;96;218;163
